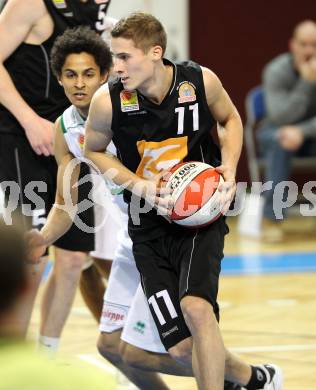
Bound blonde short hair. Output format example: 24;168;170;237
111;12;167;56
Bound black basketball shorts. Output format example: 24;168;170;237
132;217;229;350
0;134;94;252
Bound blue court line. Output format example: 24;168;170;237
222;252;316;275
42;252;316;279
43;261;52;281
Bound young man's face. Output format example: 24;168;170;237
59;52;107;112
111;37;156;91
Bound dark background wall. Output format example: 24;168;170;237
189;0;316;182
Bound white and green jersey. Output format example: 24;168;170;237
60;105;86;160
60;104;119;161
60;104;126;213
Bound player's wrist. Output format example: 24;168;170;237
39;227;52;247
19;110;39;132
218;163;237;179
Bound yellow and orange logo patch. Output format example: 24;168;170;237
52;0;67;9
136;137;188;179
178;81;196;104
120;90;139;112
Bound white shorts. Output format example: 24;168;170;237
121;284;166;354
90;174;122;260
99;214;167;354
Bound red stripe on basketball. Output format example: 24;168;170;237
171;168;220;220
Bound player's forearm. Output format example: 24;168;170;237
40;205;73;246
217;114;243;173
40;159;78;246
0;64;37;128
85;150;143;192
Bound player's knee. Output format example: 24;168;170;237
59;251;86;274
168;338;192;367
120;343;147;369
97;333;121;364
180;295;214;329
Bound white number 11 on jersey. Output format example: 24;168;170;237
175;103;199;134
148;289;178;326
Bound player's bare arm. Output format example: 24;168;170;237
0;0;54;155
84;87;171;213
25;153;79;262
84;86;140;188
26;118;80;263
202;67;243;174
40;118;80;245
202;67;243;209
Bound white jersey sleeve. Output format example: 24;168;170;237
61;105;86;160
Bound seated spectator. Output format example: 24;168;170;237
257;20;316;242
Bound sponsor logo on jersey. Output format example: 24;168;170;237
162;325;178;338
127;110;147;116
52;0;67;9
78;134;85;151
133;321;146;335
136;137;188;178
120;90;139;112
101;305;127;325
177;81;196;104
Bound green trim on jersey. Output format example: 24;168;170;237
77;110;87;121
60;114;67;134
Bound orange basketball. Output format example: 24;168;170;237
165;161;223;227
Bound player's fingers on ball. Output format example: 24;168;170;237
218;180;230;192
158;186;172;196
156;204;169;215
221;203;230;215
167;196;174;209
158;197;171;208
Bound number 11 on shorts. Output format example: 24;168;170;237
148;289;178;325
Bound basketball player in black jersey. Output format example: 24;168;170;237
85;12;283;390
23;23;243;390
0;0;113;355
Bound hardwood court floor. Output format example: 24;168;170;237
28;216;316;390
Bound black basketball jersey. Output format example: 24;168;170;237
43;0;111;32
109;59;221;241
0;0;111;135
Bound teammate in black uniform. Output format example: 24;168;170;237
85;12;283;390
0;0;112;354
